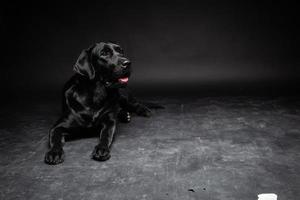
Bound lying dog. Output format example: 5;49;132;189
45;42;161;165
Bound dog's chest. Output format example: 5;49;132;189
92;84;106;105
85;84;119;110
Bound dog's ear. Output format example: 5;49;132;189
73;45;95;79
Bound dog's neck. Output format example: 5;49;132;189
76;74;123;91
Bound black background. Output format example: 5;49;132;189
2;0;299;98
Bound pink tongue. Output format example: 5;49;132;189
118;77;129;83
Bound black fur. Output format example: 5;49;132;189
44;42;161;165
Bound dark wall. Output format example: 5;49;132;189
2;1;299;96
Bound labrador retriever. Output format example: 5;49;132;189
44;42;161;165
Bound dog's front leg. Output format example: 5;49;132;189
44;115;77;165
92;112;117;161
44;125;66;165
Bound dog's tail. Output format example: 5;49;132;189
141;101;165;109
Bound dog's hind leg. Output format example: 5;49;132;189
119;89;152;117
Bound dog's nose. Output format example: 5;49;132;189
121;60;131;68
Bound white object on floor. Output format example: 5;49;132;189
257;193;278;200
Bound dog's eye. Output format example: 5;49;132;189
114;46;124;54
100;49;111;56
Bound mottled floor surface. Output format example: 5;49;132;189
1;97;300;200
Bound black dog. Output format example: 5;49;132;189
45;42;161;165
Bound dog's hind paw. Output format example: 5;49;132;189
118;110;131;123
44;147;64;165
92;145;111;161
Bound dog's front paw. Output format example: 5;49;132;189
92;145;111;161
136;105;151;117
44;147;64;165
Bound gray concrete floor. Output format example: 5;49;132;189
0;97;300;200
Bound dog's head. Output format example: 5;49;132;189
73;42;131;87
